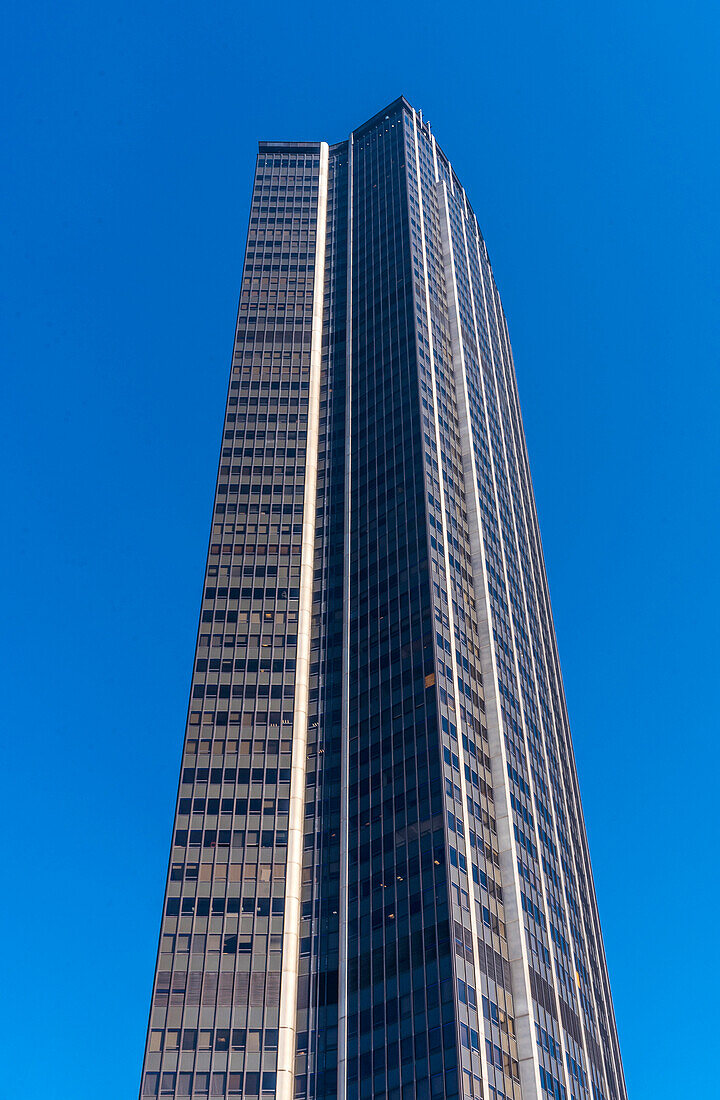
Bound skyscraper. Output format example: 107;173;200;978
140;97;626;1100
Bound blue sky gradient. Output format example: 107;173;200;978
2;2;719;1096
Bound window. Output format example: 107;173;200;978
165;1030;180;1051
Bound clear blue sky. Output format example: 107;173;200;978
2;2;718;1097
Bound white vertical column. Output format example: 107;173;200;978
493;302;618;1098
437;179;542;1100
277;140;329;1100
490;286;602;1100
473;254;577;1100
409;118;492;1096
336;133;353;1100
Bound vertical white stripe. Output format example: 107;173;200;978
492;302;616;1097
438;178;542;1100
336;134;353;1100
470;226;579;1097
276;140;329;1100
409;118;492;1096
474;255;576;1098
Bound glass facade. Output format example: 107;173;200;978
140;99;626;1100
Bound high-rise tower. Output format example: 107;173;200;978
140;98;626;1100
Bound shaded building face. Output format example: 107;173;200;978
140;99;626;1100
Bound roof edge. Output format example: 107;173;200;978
351;96;413;138
257;140;323;153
